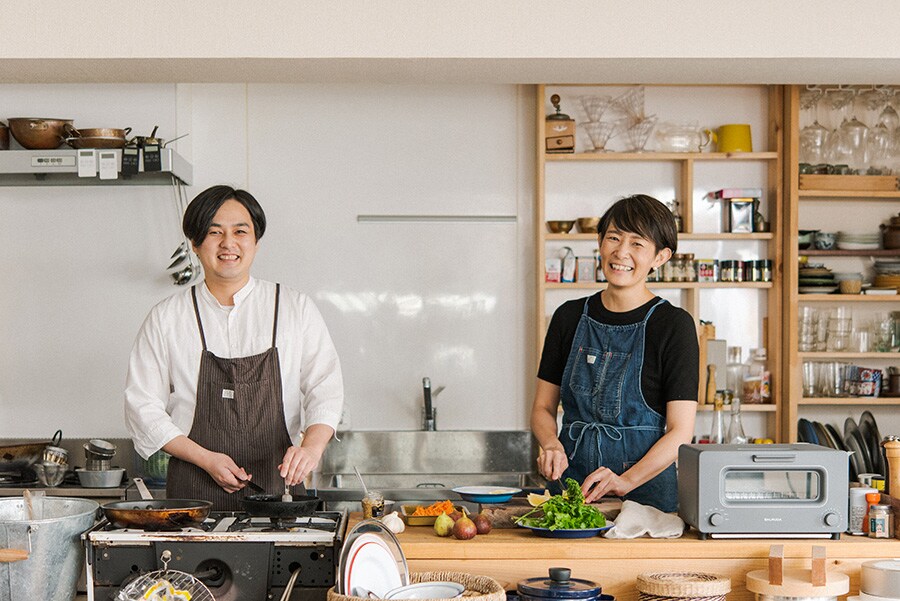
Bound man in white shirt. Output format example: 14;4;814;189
125;185;343;509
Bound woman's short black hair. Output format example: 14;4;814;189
182;185;266;246
597;194;678;254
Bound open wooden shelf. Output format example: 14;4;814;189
546;282;774;290
546;152;779;162
545;232;774;241
797;397;900;406
697;404;777;412
800;249;900;257
798;294;899;302
798;352;900;360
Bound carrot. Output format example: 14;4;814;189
411;499;455;516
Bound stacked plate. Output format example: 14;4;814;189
873;257;900;290
338;519;408;598
798;412;884;483
837;232;881;251
798;264;837;294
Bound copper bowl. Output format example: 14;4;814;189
7;118;73;150
576;217;601;233
546;220;575;234
64;126;132;149
0;122;8;150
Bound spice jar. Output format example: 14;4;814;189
361;490;385;518
683;253;696;282
869;504;892;538
673;254;687;282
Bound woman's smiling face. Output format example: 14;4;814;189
599;223;672;287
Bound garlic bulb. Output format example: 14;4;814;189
381;511;405;533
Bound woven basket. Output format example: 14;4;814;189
328;571;506;601
636;572;731;601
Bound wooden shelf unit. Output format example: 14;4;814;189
782;84;900;443
536;84;784;441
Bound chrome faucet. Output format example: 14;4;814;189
422;377;445;431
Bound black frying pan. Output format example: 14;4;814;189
241;494;319;518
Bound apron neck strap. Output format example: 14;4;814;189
272;283;281;348
190;285;208;351
190;282;281;351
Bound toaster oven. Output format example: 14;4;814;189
678;443;848;539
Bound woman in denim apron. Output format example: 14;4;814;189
531;195;698;512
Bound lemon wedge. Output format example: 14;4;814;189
527;490;552;507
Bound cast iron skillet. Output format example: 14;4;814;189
241;494;320;518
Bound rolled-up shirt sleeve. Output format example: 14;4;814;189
295;297;343;433
124;310;185;459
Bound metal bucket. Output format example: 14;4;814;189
0;497;99;601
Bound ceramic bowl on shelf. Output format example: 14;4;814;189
546;220;575;234
814;232;837;250
797;229;819;250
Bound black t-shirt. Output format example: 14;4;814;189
538;292;699;416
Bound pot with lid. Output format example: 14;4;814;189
517;568;611;601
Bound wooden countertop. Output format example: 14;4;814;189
349;514;900;601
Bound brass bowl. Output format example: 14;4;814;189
546;220;575;234
576;217;601;233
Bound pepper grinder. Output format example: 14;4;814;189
884;438;900;497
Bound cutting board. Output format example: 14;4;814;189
481;497;622;528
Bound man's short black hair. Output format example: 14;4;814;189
597;194;678;254
182;185;266;246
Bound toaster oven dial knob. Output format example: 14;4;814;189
708;512;724;526
824;512;840;527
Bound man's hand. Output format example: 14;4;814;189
279;445;322;486
197;451;250;494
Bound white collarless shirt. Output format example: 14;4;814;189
125;278;343;459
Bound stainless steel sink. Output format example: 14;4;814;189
314;430;539;511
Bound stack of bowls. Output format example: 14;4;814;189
77;439;125;488
83;439;116;470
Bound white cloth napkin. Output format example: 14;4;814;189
603;500;685;539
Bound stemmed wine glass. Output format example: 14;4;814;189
799;87;829;165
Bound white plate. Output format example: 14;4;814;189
384;582;466;600
837;242;881;250
798;286;838;294
345;534;403;598
865;288;899;295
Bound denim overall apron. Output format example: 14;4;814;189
167;284;304;510
558;295;677;512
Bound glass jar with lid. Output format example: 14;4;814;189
683;253;696;282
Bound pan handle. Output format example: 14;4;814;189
133;477;154;500
50;429;62;446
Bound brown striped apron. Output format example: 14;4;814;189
166;283;304;510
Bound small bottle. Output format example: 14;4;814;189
726;396;748;444
742;348;771;404
863;491;880;535
709;394;726;444
726;346;745;395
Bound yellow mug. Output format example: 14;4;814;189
707;124;753;153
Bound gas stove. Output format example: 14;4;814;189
84;510;347;601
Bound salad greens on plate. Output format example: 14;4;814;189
515;478;607;530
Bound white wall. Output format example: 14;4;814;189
0;83;536;437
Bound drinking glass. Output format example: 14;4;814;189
802;361;818;397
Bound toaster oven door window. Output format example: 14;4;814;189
722;469;821;502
